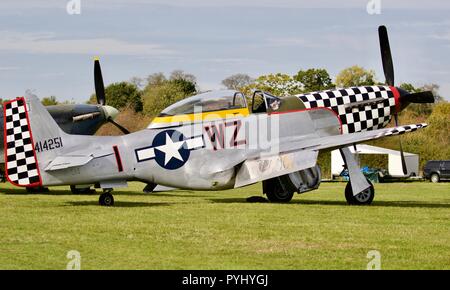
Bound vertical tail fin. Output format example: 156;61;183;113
3;97;41;187
3;95;64;187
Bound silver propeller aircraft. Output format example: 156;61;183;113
0;59;130;193
2;26;434;206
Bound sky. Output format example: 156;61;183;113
1;0;450;103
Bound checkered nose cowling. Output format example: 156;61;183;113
3;98;41;187
296;86;396;134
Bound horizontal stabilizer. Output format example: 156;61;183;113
44;155;93;171
44;150;114;171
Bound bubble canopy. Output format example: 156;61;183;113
159;90;247;117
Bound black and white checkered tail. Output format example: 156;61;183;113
3;97;41;187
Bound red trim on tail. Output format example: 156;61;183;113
113;145;123;172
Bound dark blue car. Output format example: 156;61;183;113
423;160;450;183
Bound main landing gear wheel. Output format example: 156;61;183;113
345;179;375;205
266;190;294;203
99;191;114;206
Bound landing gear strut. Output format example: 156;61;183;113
99;189;114;206
345;179;375;205
339;146;375;206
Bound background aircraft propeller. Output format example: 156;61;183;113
379;25;394;87
94;58;106;106
378;25;434;175
94;58;130;134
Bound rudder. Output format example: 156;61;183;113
3;97;41;187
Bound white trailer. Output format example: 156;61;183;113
331;145;419;178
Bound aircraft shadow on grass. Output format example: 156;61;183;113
0;187;141;196
0;188;172;207
65;201;171;208
1;187;72;196
2;187;449;209
209;198;450;209
150;192;216;198
0;187;212;198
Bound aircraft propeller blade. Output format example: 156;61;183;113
93;58;131;134
108;118;130;135
403;91;435;103
94;58;106;105
378;25;395;86
394;114;408;175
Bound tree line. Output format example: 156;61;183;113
40;65;446;120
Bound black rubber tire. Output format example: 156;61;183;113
430;173;440;183
345;180;375;205
266;190;294;203
99;192;114;206
70;185;95;195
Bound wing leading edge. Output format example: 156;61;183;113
280;123;427;153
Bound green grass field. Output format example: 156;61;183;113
0;181;449;270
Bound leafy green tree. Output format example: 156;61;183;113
403;101;450;169
146;72;167;87
169;70;197;84
142;75;197;116
241;73;303;97
129;76;145;89
41;96;59;106
335;65;376;88
399;83;420;93
294;68;334;92
89;82;143;112
172;78;196;95
222;74;254;90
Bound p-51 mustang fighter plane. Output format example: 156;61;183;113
2;26;434;205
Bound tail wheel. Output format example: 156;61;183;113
430;173;440;183
345;180;375;205
99;192;114;206
266;190;294;203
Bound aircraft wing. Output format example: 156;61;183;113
279;123;427;153
235;123;427;187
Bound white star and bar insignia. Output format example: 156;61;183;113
135;130;204;170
